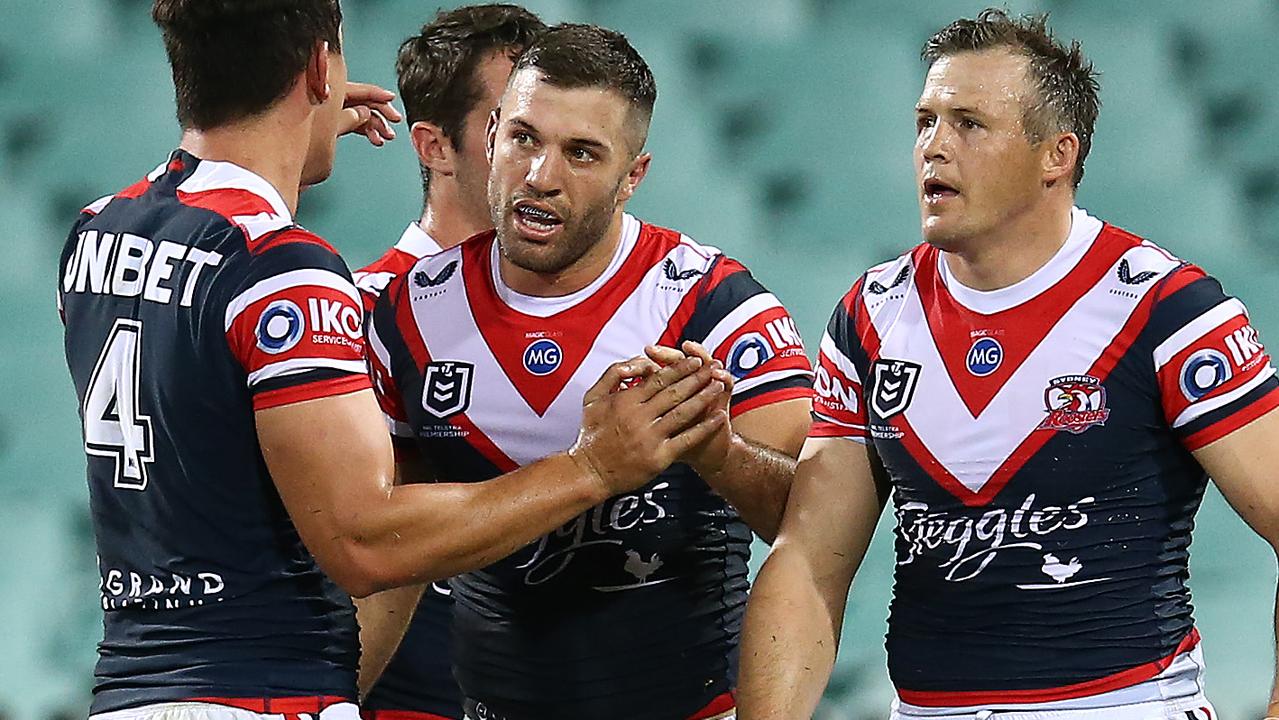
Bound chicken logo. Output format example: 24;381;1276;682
623;550;664;584
1040;553;1082;583
1037;375;1110;434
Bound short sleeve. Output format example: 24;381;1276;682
681;257;813;417
367;275;414;439
809;282;870;443
1149;265;1279;450
223;229;371;411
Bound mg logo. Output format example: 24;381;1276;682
966;337;1003;377
422;361;474;419
523;339;562;376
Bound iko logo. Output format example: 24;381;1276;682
727;332;774;379
1224;324;1263;367
966;337;1004;377
307;297;361;340
1179;348;1232;401
523;338;562;376
255;299;305;354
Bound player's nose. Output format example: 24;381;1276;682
524;149;565;195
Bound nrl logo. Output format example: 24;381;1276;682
422;361;474;419
869;359;921;419
1038;374;1109;434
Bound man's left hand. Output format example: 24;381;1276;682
644;341;735;479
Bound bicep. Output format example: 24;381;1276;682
775;436;887;596
255;389;395;549
1194;406;1279;547
732;397;813;458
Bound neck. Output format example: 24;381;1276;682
178;113;310;215
418;183;491;251
499;210;626;297
942;196;1075;291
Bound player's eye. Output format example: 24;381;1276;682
513;131;535;146
960;116;983;130
916;114;936;133
569;147;597;163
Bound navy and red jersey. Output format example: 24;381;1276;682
811;207;1279;708
366;214;812;719
57;150;370;713
352;222;460;720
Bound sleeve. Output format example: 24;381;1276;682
1148;264;1279;451
808;280;870;443
366;273;415;441
680;256;813;417
222;229;372;411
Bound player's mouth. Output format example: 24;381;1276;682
512;200;565;242
922;177;960;205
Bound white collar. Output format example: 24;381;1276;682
396;221;444;258
490;213;641;317
939;206;1104;314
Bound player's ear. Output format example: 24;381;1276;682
305;41;332;105
485;109;500;164
616;152;651;205
1043;130;1079;188
411;121;455;178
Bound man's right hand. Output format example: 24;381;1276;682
570;354;728;496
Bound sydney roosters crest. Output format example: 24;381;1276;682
1038;375;1110;434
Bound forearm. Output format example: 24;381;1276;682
737;541;845;719
355;582;427;698
700;434;795;542
341;452;609;593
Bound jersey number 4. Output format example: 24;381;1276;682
84;319;155;490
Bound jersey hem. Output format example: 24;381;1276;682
894;627;1200;707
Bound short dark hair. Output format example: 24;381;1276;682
514;23;657;153
152;0;343;130
922;8;1100;187
396;4;546;194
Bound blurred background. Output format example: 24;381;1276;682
2;0;1276;717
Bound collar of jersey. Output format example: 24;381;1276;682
937;206;1103;314
488;212;642;318
169;149;293;222
396;221;444;258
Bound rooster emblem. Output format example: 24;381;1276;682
1041;553;1082;584
623;550;664;584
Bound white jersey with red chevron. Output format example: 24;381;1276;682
811;206;1278;711
366;213;812;719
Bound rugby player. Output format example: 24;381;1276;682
366;23;814;720
739;9;1278;720
58;2;724;717
352;6;547;719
